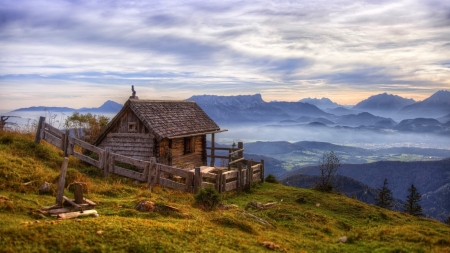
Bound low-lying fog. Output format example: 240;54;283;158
215;123;450;150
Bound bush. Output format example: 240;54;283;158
194;186;220;211
265;174;279;184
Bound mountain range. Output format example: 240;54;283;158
12;100;123;113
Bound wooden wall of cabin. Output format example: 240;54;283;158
170;136;205;168
97;108;154;161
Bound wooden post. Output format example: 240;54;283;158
34;116;45;143
237;163;242;193
216;170;223;193
104;147;110;177
210;133;215;167
186;171;193;193
228;150;231;171
221;172;226;193
238;142;243;158
74;183;83;204
194;167;202;193
60;132;66;152
56;157;69;207
260;159;265;183
148;158;156;190
246;160;253;190
109;153;115;174
63;129;69;157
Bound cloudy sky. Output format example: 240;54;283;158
1;0;450;111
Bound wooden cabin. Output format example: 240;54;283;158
93;97;223;168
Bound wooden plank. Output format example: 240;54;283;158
205;147;239;151
229;148;244;156
201;182;215;188
71;137;103;154
55;158;69;206
83;197;97;206
44;131;62;149
114;153;148;168
113;166;144;181
251;164;261;169
63;196;81;208
185;173;193;193
261;159;265;182
253;173;261;182
73;151;100;168
201;172;217;179
48;205;94;214
225;181;238;191
44;123;63;138
57;210;97;219
158;164;191;178
223;171;238;179
206;155;230;159
34;116;45;143
228;157;245;165
216;170;222;193
209;133;215;167
159;178;186;191
106;133;152;138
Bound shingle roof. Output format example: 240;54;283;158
94;99;220;144
130;100;220;140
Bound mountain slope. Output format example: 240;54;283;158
282;159;450;221
353;93;415;116
2;131;450;252
335;112;396;127
298;97;341;110
399;90;450;118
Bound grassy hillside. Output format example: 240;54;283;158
1;131;450;252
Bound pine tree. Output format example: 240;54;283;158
403;184;423;216
376;178;393;209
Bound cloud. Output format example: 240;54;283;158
0;0;449;109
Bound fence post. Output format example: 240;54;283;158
194;167;202;193
216;170;223;193
104;147;110;177
63;129;69;157
55;157;69;206
246;160;253;190
148;158;157;190
74;182;84;204
260;159;265;183
238;142;243;158
228;150;231;171
237;163;242;193
34;116;45;143
210;133;215;167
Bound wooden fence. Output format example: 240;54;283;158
35;117;264;194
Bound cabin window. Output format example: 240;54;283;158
184;137;195;154
128;122;137;132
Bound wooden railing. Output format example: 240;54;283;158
35;117;264;194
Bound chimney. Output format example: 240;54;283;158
130;85;139;99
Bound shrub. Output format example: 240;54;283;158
265;174;279;184
194;186;220;211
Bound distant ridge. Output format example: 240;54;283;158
399;90;450;118
353;93;415;115
11;100;123;114
187;94;330;123
298;97;341;110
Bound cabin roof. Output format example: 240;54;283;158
94;99;220;144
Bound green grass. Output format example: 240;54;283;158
1;131;450;252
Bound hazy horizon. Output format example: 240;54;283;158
1;0;450;111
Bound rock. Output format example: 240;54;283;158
0;195;8;200
316;203;321;207
93;213;99;218
96;230;103;235
261;241;281;250
135;200;155;212
338;236;347;243
39;182;52;195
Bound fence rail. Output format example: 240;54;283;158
35;117;264;194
